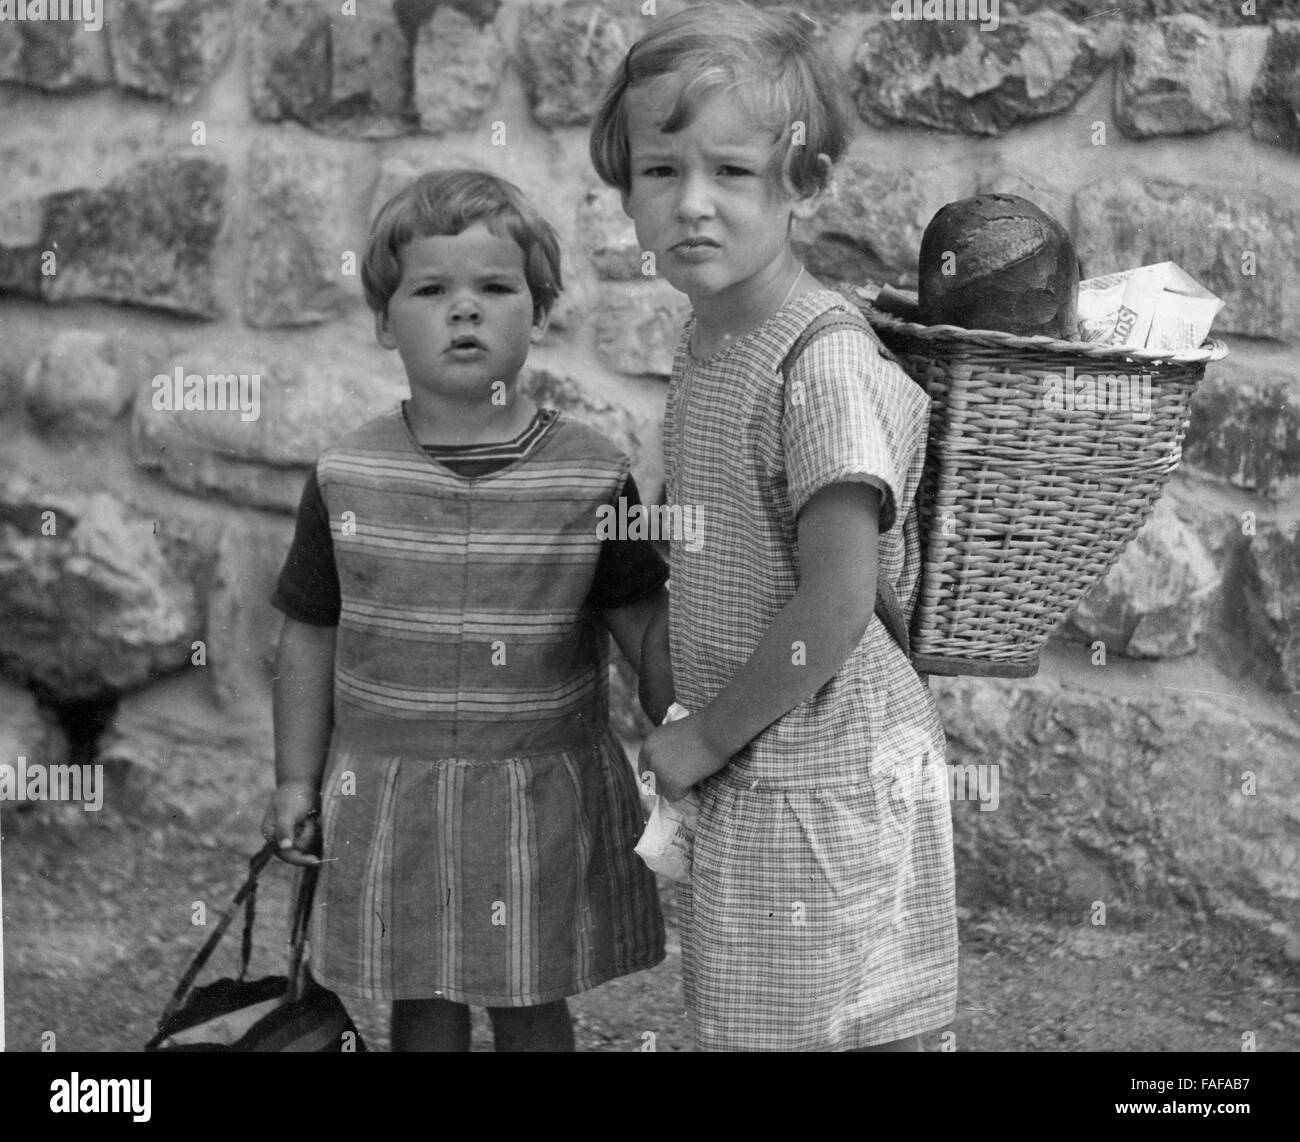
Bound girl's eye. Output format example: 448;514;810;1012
484;283;518;293
414;284;444;295
720;165;753;177
640;166;674;178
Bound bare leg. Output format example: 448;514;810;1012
487;999;575;1052
391;996;471;1052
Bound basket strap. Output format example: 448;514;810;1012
153;840;278;1031
873;575;911;659
239;858;259;981
778;309;876;377
780;309;915;664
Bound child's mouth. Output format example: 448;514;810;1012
673;237;720;261
446;335;487;355
675;237;719;250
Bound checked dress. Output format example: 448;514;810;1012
664;289;958;1051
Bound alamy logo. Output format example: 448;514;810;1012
595;496;704;552
891;761;1000;812
891;0;999;32
0;0;103;32
0;756;104;811
151;367;261;422
50;1073;151;1123
1042;366;1152;421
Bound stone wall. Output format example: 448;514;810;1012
1;1;1298;959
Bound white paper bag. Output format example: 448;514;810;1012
634;703;700;883
1077;262;1222;350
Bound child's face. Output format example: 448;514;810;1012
376;223;546;405
620;81;822;305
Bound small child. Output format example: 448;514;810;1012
591;3;958;1051
261;170;667;1052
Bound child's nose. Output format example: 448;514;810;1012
674;172;714;222
448;293;481;322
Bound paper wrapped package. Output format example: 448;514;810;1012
634;703;700;883
1076;262;1223;351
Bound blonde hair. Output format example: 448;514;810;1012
589;2;853;197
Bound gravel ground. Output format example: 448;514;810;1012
4;790;1297;1055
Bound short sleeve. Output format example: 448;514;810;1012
587;474;670;611
780;326;928;533
269;468;341;626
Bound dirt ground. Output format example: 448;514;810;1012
3;775;1298;1055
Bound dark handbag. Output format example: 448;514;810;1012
145;841;366;1052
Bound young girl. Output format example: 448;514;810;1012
261;170;667;1051
590;3;958;1051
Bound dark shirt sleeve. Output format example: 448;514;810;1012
586;474;670;612
269;468;341;626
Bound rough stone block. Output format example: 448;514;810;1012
243;137;366;328
1243;523;1300;695
1251;20;1300;152
249;0;413;137
1114;16;1236;137
934;673;1300;953
1075;177;1300;343
0;474;201;701
576;184;642;281
1183;358;1300;500
109;0;236;105
205;513;294;710
39;155;227;318
852;9;1119;135
796;159;974;287
0;16;111;91
97;673;273;830
22;328;130;434
1064;497;1219;658
518;0;641;128
413;4;502;135
592;279;690;377
130;340;407;512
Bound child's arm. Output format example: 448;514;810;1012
640;482;878;800
263;617;336;866
638;589;674;725
602;584;673;724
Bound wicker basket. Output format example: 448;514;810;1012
845;288;1228;678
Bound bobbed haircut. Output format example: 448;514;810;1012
589;2;854;198
361;169;562;321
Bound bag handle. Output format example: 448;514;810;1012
153;842;318;1030
286;858;321;1002
779;309;913;662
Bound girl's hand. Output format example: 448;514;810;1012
640;716;729;803
262;781;322;866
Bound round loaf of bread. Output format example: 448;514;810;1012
917;194;1079;338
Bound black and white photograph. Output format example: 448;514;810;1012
0;0;1294;1117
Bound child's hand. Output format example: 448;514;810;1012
262;781;322;866
640;716;729;803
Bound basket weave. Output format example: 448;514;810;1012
845;288;1228;678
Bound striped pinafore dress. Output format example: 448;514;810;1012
306;407;664;1005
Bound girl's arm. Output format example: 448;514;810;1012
640;482;878;800
602;585;673;723
264;617;336;865
637;590;674;725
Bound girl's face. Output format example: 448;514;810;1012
376;223;547;407
620;80;822;307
